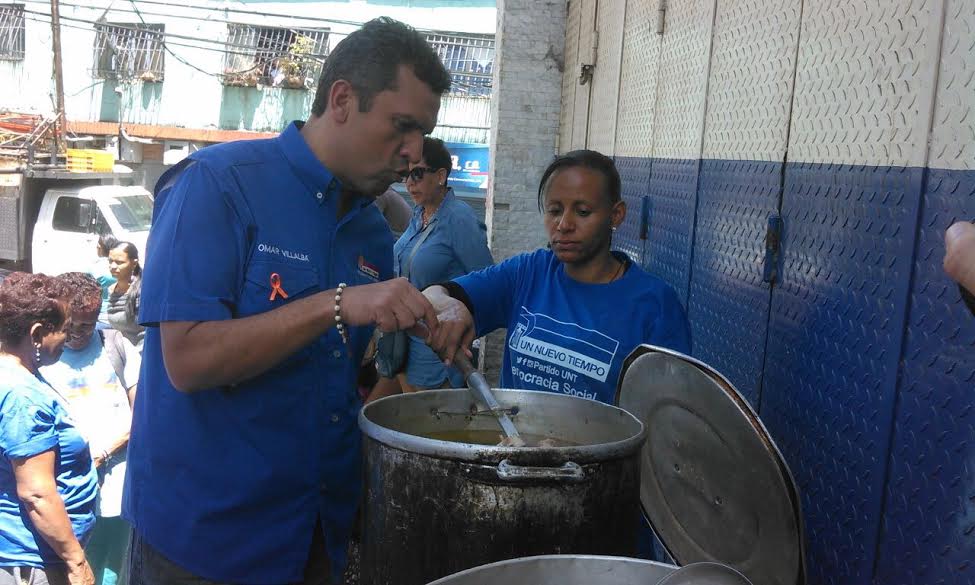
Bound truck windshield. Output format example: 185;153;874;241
108;194;153;232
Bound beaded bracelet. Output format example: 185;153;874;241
334;282;349;344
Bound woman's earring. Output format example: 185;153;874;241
34;343;41;364
612;225;618;232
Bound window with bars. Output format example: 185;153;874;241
93;22;165;82
0;4;25;61
223;25;329;90
425;32;494;97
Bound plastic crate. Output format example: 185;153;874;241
66;149;115;173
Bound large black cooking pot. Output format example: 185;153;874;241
358;389;646;585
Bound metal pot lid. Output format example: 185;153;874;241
616;345;806;585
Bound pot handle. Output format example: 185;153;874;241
496;458;585;482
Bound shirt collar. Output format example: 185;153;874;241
278;121;341;204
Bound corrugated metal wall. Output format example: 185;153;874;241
558;1;975;584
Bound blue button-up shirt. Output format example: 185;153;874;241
124;122;393;584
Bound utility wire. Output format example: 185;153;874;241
23;14;277;66
28;10;493;84
25;10;493;90
20;0;336;52
24;8;327;60
116;0;495;41
21;0;496;42
127;0;222;79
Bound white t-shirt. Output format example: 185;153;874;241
41;333;140;517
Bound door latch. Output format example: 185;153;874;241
763;215;782;284
579;63;595;85
639;196;651;240
579;29;598;85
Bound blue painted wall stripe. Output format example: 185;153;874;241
612;155;974;585
877;167;975;585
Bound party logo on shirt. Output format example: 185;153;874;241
508;307;620;383
358;255;380;281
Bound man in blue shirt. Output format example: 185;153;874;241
123;18;451;585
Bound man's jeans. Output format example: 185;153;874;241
126;526;330;585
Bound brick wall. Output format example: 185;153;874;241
482;0;567;383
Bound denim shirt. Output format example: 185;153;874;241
393;189;493;289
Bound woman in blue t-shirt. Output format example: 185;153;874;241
426;149;691;405
0;273;98;585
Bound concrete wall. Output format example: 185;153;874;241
481;0;566;381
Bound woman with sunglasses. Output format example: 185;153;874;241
367;138;493;401
426;149;691;405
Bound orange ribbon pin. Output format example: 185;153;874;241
268;273;289;301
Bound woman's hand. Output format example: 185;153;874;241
423;286;475;365
65;558;95;585
945;221;975;294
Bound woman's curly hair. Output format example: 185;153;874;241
55;272;102;315
0;273;68;347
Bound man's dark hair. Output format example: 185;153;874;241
422;137;452;181
537;150;622;210
0;272;67;346
55;272;102;315
311;17;451;116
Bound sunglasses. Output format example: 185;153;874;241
404;167;439;183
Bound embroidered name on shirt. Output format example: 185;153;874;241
257;243;310;262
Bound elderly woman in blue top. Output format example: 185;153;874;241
425;149;691;405
0;273;98;585
369;138;492;401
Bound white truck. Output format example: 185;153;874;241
0;168;152;276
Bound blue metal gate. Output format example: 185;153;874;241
597;1;975;584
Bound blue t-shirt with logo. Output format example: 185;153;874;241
455;249;691;404
0;358;98;567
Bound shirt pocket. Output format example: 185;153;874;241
238;260;321;319
234;260;322;382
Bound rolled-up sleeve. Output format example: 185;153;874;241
453;253;525;337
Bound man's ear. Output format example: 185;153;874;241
611;200;627;229
328;80;356;124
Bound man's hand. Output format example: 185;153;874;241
945;221;975;295
341;278;440;336
423;286;475;365
161;278;440;392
